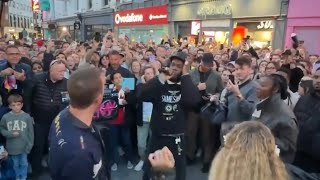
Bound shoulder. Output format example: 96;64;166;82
18;63;31;70
34;72;48;81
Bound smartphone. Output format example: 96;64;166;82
0;145;4;154
149;55;156;63
229;75;235;84
8;40;14;45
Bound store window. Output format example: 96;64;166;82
85;25;111;40
9;15;13;27
236;20;274;48
13;16;16;27
17;17;20;28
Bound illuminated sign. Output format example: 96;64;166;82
32;0;40;11
257;21;274;30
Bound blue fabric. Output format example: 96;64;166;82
10;154;28;180
0;158;16;180
108;125;133;164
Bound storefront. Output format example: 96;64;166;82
55;16;79;40
285;0;320;55
231;0;287;49
81;9;113;41
170;0;232;44
114;5;168;45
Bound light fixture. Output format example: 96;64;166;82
62;27;67;32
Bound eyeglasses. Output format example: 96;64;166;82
266;67;276;70
7;53;20;56
50;60;65;67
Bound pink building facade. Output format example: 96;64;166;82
285;0;320;55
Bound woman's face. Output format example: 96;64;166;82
132;61;141;74
112;73;123;87
256;77;274;99
101;56;109;67
212;61;217;71
32;64;43;74
259;62;267;73
265;63;277;76
221;70;231;83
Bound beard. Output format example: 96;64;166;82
169;72;182;83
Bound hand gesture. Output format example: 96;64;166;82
197;83;206;91
159;67;173;82
1;68;14;76
226;80;241;95
149;146;175;171
14;69;26;81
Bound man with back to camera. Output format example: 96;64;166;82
48;67;108;180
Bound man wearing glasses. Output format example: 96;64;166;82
0;45;32;117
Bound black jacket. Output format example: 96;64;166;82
137;75;200;136
31;72;67;124
293;93;320;173
252;93;298;163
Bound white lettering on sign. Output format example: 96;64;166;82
149;14;167;20
197;4;232;17
257;21;274;29
115;13;144;24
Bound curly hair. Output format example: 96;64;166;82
209;121;288;180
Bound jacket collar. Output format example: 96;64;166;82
256;93;281;110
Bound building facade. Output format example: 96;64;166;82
170;0;288;49
4;0;36;39
285;0;320;55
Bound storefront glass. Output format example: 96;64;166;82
119;26;166;44
235;20;274;48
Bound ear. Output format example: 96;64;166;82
272;86;279;94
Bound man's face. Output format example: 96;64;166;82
234;64;251;81
197;50;204;57
145;51;153;59
0;51;6;60
56;54;66;62
50;63;66;81
156;47;166;57
169;59;184;79
313;70;320;92
0;41;6;49
6;47;21;65
109;54;121;66
271;55;281;62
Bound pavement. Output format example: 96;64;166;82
32;162;208;180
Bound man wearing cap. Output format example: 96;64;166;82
106;50;132;79
138;51;200;180
187;53;224;172
29;59;68;177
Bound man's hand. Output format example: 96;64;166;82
182;58;191;75
1;68;14;76
149;146;175;171
12;131;19;137
197;83;206;91
159;67;173;83
14;70;26;81
226;80;241;95
0;151;8;160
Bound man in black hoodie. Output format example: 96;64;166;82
138;51;200;180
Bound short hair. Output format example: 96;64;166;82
142;65;156;76
61;42;70;47
278;67;291;79
236;56;252;67
67;68;104;109
55;52;66;60
197;48;204;53
5;45;19;52
8;94;23;105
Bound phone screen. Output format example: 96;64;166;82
149;55;156;62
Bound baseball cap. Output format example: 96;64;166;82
169;51;188;63
201;53;214;67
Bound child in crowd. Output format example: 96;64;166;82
0;94;34;180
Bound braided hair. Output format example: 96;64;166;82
270;74;289;100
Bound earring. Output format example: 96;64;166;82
275;145;280;156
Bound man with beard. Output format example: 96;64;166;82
138;51;200;180
294;68;320;175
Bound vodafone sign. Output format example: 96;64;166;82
114;5;168;26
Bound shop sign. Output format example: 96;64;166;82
197;2;232;18
114;5;168;26
257;21;274;30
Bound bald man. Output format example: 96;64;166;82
30;60;68;177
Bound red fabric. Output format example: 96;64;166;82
108;107;125;125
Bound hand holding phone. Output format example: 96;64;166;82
229;75;235;84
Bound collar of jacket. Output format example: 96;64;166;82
45;72;63;84
256;93;281;110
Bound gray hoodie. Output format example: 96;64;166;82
0;111;34;155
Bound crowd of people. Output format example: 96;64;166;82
0;30;318;180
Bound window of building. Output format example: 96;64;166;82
103;0;109;6
24;18;26;28
9;15;13;27
17;17;20;28
88;0;93;9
